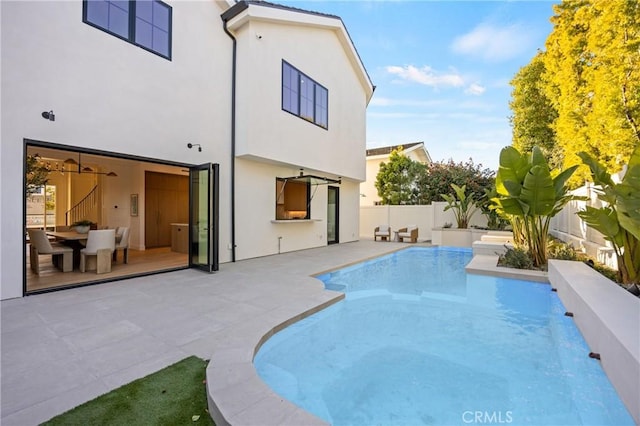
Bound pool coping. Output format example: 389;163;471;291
205;242;412;426
465;254;549;283
205;247;637;426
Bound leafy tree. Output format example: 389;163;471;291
26;154;50;197
492;146;582;267
375;148;425;205
415;158;494;204
509;51;561;169
542;0;640;186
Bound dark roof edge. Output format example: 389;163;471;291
366;142;424;157
221;1;249;21
223;0;339;21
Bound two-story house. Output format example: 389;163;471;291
0;0;374;299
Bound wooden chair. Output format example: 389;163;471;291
374;225;391;241
80;229;116;273
113;227;130;264
27;229;73;274
397;225;419;243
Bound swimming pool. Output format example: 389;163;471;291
254;247;633;425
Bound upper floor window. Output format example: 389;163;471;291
282;61;328;129
83;0;172;60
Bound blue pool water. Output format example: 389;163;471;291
254;247;633;425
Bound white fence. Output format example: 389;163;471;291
549;184;617;269
359;187;618;270
359;202;487;242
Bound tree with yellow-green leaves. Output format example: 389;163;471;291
511;0;640;187
509;51;561;169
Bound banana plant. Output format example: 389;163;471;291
441;184;477;229
577;144;640;284
492;146;581;267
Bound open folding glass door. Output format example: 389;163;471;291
327;186;339;244
189;163;219;272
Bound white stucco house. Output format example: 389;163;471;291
360;142;432;205
0;0;374;299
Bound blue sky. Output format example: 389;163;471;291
278;0;556;171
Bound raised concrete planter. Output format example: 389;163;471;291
549;260;640;424
471;241;511;256
465;254;548;283
432;228;483;247
472;231;514;256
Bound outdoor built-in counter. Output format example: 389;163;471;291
549;260;640;424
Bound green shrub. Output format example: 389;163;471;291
498;246;534;270
547;240;579;261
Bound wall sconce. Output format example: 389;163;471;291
41;110;55;121
187;143;202;152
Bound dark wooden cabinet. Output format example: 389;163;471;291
145;172;188;248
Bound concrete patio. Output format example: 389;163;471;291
1;240;411;426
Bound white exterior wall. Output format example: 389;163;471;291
230;13;368;181
1;1;372;299
1;1;234;299
235;159;360;260
229;5;371;261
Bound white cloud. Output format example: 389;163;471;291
465;83;486;96
385;65;464;88
451;23;533;62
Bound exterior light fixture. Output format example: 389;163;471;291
41;110;55;121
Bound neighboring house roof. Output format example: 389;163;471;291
222;0;374;102
366;142;432;163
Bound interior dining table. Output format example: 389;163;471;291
46;231;88;268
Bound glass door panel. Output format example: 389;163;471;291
327;186;338;244
189;163;219;272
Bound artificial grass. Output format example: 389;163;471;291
41;356;214;426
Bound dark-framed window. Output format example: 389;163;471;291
275;178;311;220
83;0;172;60
282;61;328;129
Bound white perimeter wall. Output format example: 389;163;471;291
1;1;233;299
360;202;488;242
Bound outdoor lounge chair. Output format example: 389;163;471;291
397;225;418;243
374;225;391;241
27;229;73;274
80;229;115;273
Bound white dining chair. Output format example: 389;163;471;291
80;229;116;273
113;226;130;264
27;229;73;274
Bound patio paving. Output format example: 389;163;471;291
1;240;412;426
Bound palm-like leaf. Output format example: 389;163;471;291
520;165;555;216
496;147;529;196
577;206;623;247
577;151;614;187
